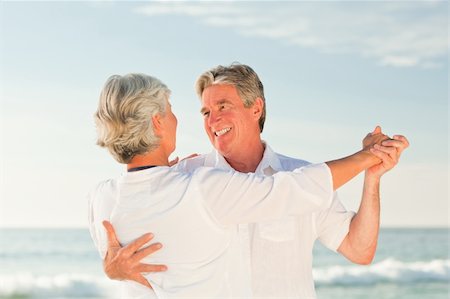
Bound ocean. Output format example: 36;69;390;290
0;228;448;299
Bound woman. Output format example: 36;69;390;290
89;73;383;298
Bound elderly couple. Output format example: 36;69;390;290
89;63;409;298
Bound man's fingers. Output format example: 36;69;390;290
382;137;408;147
136;263;168;273
135;274;153;289
122;233;155;256
374;144;398;158
393;135;410;149
103;220;121;248
133;242;164;262
370;147;395;166
382;136;409;156
381;139;402;147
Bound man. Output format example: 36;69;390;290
100;64;409;298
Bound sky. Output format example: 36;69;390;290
0;1;448;228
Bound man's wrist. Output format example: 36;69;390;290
364;170;382;184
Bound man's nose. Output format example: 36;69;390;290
208;111;220;126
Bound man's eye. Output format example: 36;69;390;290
203;111;210;117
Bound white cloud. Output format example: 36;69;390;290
133;2;241;17
133;1;448;68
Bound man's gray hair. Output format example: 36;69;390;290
95;73;170;164
195;63;266;132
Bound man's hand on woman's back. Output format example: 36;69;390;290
102;221;167;288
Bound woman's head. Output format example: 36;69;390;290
95;73;171;164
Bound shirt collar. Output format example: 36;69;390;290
255;141;283;174
205;149;234;170
206;141;283;174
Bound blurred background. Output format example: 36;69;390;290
0;1;448;299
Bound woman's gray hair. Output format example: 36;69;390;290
94;73;170;164
195;63;266;132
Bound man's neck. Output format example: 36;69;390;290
224;141;265;173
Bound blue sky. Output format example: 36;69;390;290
0;1;448;228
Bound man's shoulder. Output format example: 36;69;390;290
274;152;311;170
174;154;209;172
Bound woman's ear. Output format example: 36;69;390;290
151;114;163;137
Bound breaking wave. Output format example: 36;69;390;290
314;258;450;286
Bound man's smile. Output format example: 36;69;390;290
214;127;231;137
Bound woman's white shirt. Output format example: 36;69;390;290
88;163;332;298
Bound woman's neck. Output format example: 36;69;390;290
127;149;169;170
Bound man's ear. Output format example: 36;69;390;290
252;97;264;120
151;114;163;137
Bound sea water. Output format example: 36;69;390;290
0;228;448;299
313;228;449;299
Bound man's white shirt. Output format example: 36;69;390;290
176;143;355;299
88;146;335;298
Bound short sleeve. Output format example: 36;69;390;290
88;180;117;259
314;192;355;252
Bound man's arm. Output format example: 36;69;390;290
99;128;395;283
337;135;409;264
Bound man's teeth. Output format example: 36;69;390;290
215;128;231;136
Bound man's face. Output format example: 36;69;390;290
200;84;261;159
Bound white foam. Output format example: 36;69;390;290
0;272;122;298
313;258;450;286
1;259;448;297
